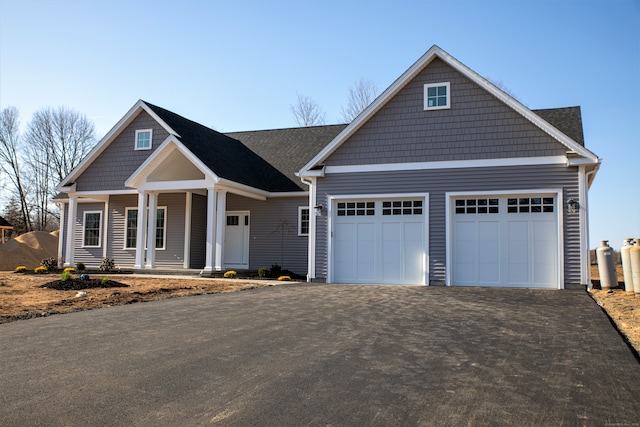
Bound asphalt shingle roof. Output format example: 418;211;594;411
144;102;302;193
0;216;12;228
533;106;584;146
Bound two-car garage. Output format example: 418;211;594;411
328;192;560;288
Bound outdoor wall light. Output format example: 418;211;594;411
566;198;579;213
314;204;324;217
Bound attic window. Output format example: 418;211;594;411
135;129;153;150
424;82;450;110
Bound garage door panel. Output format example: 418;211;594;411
333;198;426;285
452;195;558;288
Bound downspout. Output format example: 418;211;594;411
300;177;316;282
584;164;600;289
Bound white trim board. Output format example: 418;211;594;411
324;156;567;174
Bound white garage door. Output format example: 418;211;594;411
452;195;559;288
332;198;426;285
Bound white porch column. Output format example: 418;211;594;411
214;190;227;271
203;187;217;272
58;203;66;268
134;191;147;269
183;192;192;269
63;194;77;267
145;192;158;269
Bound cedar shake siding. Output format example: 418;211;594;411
74;111;169;191
326;58;568;166
314;164;581;285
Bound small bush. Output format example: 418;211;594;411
75;262;85;271
258;267;268;278
60;271;72;281
99;257;115;272
14;266;27;273
41;257;57;271
277;276;291;281
64;267;76;274
269;264;282;279
101;276;110;285
224;270;237;278
34;266;47;274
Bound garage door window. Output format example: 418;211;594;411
507;197;554;213
337;201;375;216
455;198;499;214
382;200;422;215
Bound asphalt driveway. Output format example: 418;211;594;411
1;284;639;426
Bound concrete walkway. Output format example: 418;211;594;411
1;284;639;426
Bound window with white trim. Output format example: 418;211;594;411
507;197;554;213
124;207;167;249
135;129;153;150
83;211;102;247
298;207;310;236
455;198;499;214
424;82;450;110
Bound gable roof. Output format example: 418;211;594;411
143;102;301;193
0;216;12;228
226;124;347;186
299;45;599;175
533;106;584;146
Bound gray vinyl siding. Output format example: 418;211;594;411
153;193;186;268
107;194;138;267
314;164;581;285
326;58;567;166
227;194;308;275
74;111;170;191
73;202;105;268
189;194;207;269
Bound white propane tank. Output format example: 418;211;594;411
596;240;617;290
631;238;640;296
621;238;635;294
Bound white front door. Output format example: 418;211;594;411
451;194;559;288
224;211;249;269
332;198;427;285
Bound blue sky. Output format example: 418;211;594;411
0;0;638;249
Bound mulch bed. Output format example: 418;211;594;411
40;279;129;291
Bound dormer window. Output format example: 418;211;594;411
424;82;450;110
135;129;153;150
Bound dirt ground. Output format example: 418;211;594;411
1;267;638;354
0;271;292;324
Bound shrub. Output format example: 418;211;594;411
41;257;57;271
75;262;85;271
64;267;76;274
34;266;47;274
14;266;27;273
99;257;115;272
101;276;110;285
60;271;72;281
224;270;237;278
277;275;291;281
269;264;282;278
258;267;268;278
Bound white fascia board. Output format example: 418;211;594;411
296;167;325;178
325;156;567;174
125;137;219;189
58;100;179;189
138;179;215;192
215;179;268;201
298;45;598;175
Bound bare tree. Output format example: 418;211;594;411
24;106;96;230
341;78;378;122
290;94;326;127
0;107;32;232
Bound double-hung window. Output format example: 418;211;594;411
135;129;153;150
83;211;102;247
298;207;310;236
125;207;167;249
424;82;450;110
